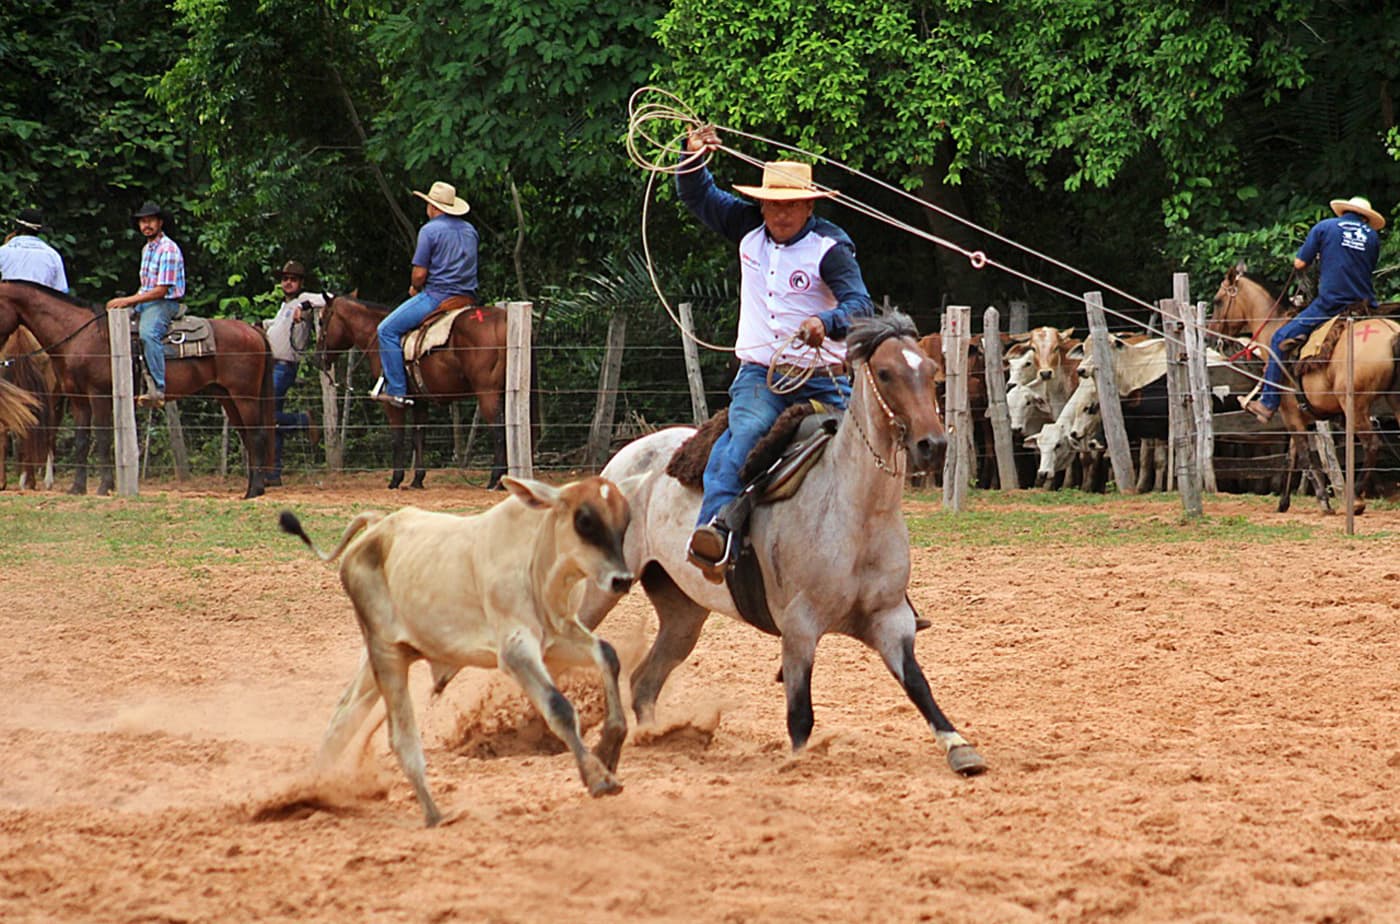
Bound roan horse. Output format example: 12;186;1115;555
1;326;59;489
579;311;987;777
0;281;275;498
1208;262;1400;513
316;295;508;489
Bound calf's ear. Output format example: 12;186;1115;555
501;476;560;509
613;472;647;498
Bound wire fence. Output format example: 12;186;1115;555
8;312;1400;495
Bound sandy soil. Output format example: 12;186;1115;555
1;477;1398;922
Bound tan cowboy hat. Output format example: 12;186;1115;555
733;161;835;201
413;181;470;216
1329;195;1385;230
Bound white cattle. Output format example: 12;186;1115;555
280;475;638;827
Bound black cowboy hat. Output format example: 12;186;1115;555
130;200;171;227
276;260;307;279
14;207;45;232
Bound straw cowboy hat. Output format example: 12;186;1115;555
733;161;835;201
413;181;470;216
1329;196;1385;230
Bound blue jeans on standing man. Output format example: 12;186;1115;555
136;298;180;391
697;362;852;526
376;291;439;397
272;359;310;478
1258;300;1343;412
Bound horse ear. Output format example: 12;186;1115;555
1229;261;1247;281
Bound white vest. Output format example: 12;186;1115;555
735;225;847;367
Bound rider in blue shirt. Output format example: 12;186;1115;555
1246;196;1383;423
374;181;479;408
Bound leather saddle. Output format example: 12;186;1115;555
129;308;216;361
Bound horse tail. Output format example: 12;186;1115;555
279;509;383;562
0;379;39;437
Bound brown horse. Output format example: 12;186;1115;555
1207;263;1400;513
0;326;60;489
0;281;275;498
315;294;508;489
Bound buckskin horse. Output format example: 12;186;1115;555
1208;262;1400;513
576;311;987;777
315;294;508;489
0;281;275;498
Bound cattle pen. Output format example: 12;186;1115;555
1;480;1397;921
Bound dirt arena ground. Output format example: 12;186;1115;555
2;476;1398;922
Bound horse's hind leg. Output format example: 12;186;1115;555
866;606;986;776
628;563;709;727
220;395;267;499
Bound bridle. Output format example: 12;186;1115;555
1217;269;1296;362
849;358;907;478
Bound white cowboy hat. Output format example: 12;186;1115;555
733;161;835;202
413;181;470;216
1329;195;1385;230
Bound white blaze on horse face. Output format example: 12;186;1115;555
900;346;926;371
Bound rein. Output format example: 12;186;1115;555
0;311;101;368
849;361;905;478
1222;268;1296;362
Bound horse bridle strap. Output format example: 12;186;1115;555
850;360;904;478
0;313;100;368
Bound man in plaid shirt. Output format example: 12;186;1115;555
107;201;186;407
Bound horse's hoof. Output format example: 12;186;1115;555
588;776;623;798
947;744;987;776
408;483;425;490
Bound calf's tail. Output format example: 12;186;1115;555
279;510;383;562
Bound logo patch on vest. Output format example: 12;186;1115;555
789;270;811;291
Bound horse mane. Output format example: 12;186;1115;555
2;279;104;314
1239;272;1285;303
336;293;394;313
847;310;919;364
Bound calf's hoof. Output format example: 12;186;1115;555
947;744;987;777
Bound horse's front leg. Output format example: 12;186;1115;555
778;612;820;751
409;404;428;489
386;409;406;489
865;602;986;776
91;398;115;496
68;398;92;494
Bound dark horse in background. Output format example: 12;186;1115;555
0;281;275;498
316;294;509;489
1;326;61;489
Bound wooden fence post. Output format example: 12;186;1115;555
585;309;627;469
942;305;972;511
106;306;139;495
1188;299;1217;493
678;301;709;424
1084;291;1135;492
981;306;1018;489
505;301;534;478
1160;296;1202;517
318;361;343;472
1008;300;1029;336
1344;316;1356;535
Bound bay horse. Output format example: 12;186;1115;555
577;311;987;777
0;281;275;498
1;326;60;489
315;294;508;489
1207;262;1400;513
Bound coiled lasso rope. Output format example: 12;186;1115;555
625;86;1283;394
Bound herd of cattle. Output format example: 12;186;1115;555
913;324;1257;494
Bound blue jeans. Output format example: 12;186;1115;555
272;360;310;477
376;291;439;396
135;298;180;391
698;362;851;525
1259;300;1340;411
